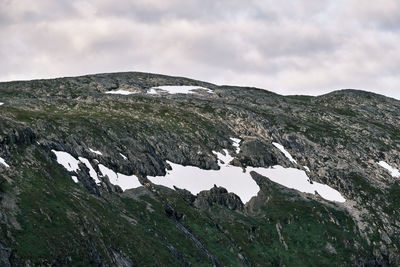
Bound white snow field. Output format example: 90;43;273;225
149;149;259;203
378;161;400;178
148;85;213;95
0;156;10;168
249;165;346;202
52;150;80;172
149;147;346;203
105;90;135;95
105;86;213;95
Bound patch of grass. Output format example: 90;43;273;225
383;183;400;217
302;120;349;146
347;172;381;197
0;178;9;193
11;147;233;265
156;184;372;266
10;149;181;265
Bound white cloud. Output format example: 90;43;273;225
0;0;399;99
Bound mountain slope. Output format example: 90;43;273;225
0;72;399;266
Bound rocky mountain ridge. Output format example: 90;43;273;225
1;72;400;266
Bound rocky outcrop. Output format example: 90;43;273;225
0;242;11;267
194;185;244;211
238;139;279;168
173;186;196;204
0;127;36;146
111;249;133;267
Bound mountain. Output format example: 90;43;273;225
0;72;399;266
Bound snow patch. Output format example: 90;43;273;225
378;161;400;178
213;149;234;166
147;88;158;95
0;157;10;168
0;103;4;106
78;157;101;184
149;159;259;203
272;142;297;164
52;150;80;172
89;148;103;156
304;166;310;172
98;164;141;190
148;85;213;95
52;150;103;184
52;150;82;183
149;150;346;203
249;166;346;202
105;90;135;95
230;138;241;154
98;164;117;184
120;153;128;160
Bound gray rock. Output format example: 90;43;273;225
325;242;337;254
194;185;244;211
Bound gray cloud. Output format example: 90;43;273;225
0;0;400;99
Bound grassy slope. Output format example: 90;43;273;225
0;143;372;266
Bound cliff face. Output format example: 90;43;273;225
1;72;400;266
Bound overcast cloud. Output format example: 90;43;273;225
1;0;400;99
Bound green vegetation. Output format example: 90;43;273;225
3;145;373;266
11;149;208;265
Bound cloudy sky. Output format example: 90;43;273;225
1;0;400;98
